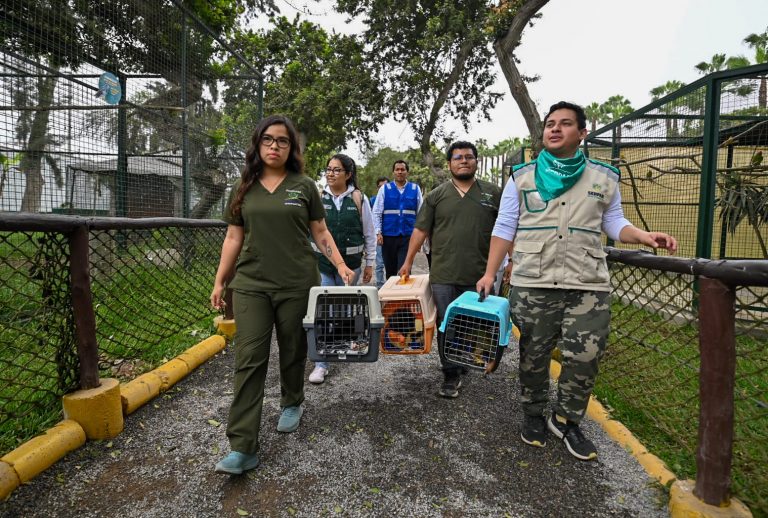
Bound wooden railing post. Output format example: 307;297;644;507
69;224;100;389
695;276;736;505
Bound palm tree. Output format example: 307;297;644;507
695;54;729;75
744;26;768;108
584;102;606;132
649;80;685;137
601;95;634;141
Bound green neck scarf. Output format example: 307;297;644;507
535;149;587;202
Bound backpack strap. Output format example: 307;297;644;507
351;189;363;224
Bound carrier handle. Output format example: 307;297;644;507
397;274;410;285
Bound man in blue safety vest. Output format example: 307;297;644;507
372;160;423;279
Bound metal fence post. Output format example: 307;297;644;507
696;78;721;260
695;276;736;506
116;72;128;218
718;144;735;259
69;224;100;389
181;12;190;218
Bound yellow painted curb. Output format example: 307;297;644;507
62;378;124;440
0;460;21;501
152;358;190;391
586;394;677;486
1;420;85;484
669;480;752;518
176;335;226;371
0;334;227;502
549;359;675;485
214;315;236;340
120;372;163;415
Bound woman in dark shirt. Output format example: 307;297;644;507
210;114;353;475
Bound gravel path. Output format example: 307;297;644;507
1;256;668;518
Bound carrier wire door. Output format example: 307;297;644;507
304;286;382;362
379;274;436;355
439;291;513;372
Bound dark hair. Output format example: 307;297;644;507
392;159;409;172
231;115;304;217
327;153;359;189
446;140;478;160
544;101;587;130
376;176;388;186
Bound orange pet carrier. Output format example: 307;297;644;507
378;274;436;354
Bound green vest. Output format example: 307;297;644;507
317;192;365;274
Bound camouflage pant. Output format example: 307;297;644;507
509;286;610;423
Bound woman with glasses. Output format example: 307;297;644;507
308;153;377;385
210;115;354;475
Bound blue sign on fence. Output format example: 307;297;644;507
97;72;122;105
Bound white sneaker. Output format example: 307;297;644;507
308;366;328;384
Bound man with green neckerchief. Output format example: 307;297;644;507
477;101;678;461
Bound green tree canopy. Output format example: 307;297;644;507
224;16;385;176
335;0;503;180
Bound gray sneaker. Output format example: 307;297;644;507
277;405;304;433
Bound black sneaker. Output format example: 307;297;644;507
520;415;547;447
548;414;598;461
439;374;462;398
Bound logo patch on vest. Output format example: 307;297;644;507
587;183;605;200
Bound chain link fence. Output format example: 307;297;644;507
599;256;767;516
585;67;768;515
1;0;260;219
0;230;80;453
0;218;225;456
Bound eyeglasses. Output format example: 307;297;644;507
451;154;476;162
325;167;346;175
260;135;291;149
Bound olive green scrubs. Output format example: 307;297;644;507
415;179;502;285
223;174;325;453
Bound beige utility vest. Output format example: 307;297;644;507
511;160;620;292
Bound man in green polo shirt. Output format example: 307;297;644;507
399;140;502;398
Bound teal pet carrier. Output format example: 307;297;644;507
438;291;513;372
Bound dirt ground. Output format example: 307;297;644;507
0;255;668;518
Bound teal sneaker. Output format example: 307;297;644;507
214;451;260;475
277;405;304;433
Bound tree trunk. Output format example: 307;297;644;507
419;37;476;182
19;74;57;213
493;0;549;155
759;76;766;110
189;168;228;218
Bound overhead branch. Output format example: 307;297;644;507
493;0;549;154
419;37;476;181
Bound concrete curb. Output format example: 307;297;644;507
549;359;752;518
120;335;226;413
669;479;752;518
0;420;86;498
0;334;226;501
